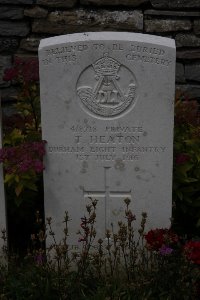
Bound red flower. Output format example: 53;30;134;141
184;241;200;265
3;68;18;81
145;228;178;252
3;57;39;83
175;153;190;165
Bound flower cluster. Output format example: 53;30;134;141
184;240;200;265
144;228;178;254
145;228;200;267
0;141;46;175
3;57;39;84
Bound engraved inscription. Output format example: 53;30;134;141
47;122;166;162
42;42;171;68
77;53;137;118
126;44;171;67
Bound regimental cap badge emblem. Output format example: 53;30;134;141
77;53;138;118
93;53;120;77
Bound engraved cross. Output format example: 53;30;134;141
84;167;131;231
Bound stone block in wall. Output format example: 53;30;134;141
144;10;200;17
185;64;200;82
32;9;143;34
176;84;200;100
151;0;200;9
37;0;77;8
0;38;19;52
80;0;149;7
24;6;48;18
0;6;24;19
177;49;200;60
1;86;18;103
20;36;42;52
194;20;200;36
175;33;200;47
176;63;185;83
0;0;32;4
145;18;191;33
0;21;30;37
0;55;12;88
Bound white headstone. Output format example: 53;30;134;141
0;95;7;255
39;32;176;248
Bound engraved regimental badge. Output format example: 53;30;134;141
77;53;137;118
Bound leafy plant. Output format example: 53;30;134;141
0;198;199;300
0;57;46;253
1;57;45;206
173;92;200;236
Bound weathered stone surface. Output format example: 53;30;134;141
33;10;143;34
144;10;200;17
151;0;200;9
176;84;200;100
0;6;24;19
177;49;200;60
0;21;30;37
20;36;41;52
185;64;200;82
0;38;19;52
175;33;200;47
24;6;48;18
37;0;77;8
14;53;37;61
80;0;148;7
0;55;12;87
1;86;18;102
194;20;200;35
176;63;185;83
39;32;175;246
0;0;32;4
145;18;191;32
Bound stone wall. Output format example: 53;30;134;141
0;0;200;102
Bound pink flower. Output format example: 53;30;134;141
184;240;200;265
0;140;46;175
159;245;173;255
33;160;45;173
34;253;45;265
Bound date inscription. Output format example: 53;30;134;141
48;123;166;162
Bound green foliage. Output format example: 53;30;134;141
0;199;199;300
1;57;45;207
1;57;200;256
173;95;200;236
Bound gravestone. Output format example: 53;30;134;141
0;95;7;254
39;32;176;248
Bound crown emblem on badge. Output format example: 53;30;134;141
93;53;120;77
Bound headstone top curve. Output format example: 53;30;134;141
39;32;175;50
